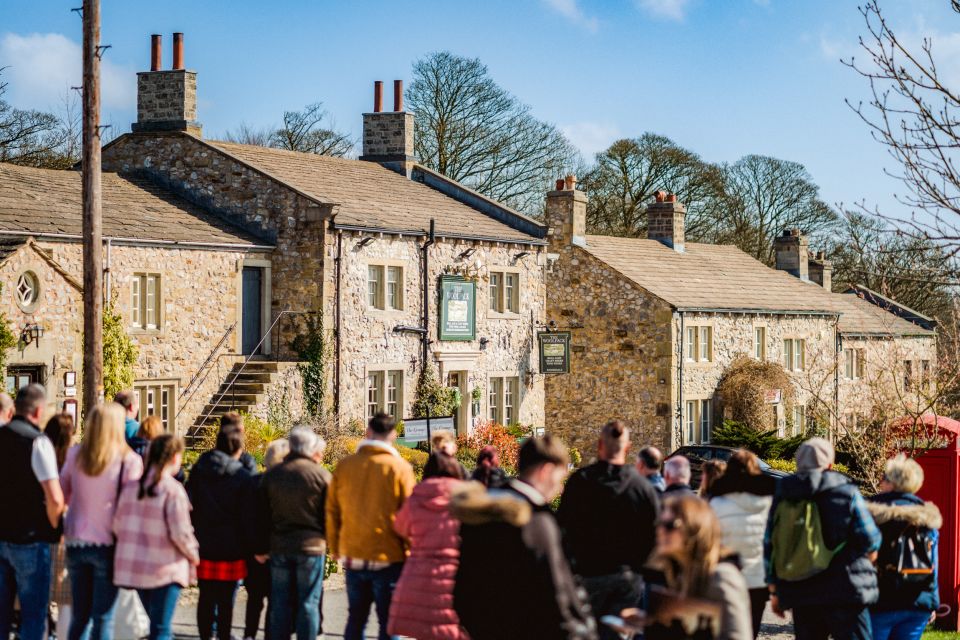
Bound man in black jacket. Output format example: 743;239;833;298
454;434;597;640
557;420;659;640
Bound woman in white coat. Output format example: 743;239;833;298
708;449;777;639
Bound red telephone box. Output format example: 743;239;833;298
917;433;960;630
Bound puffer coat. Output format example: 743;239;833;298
711;492;773;589
387;477;469;640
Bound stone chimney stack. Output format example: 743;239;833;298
545;175;587;249
132;33;200;136
360;80;415;177
809;250;832;290
646;192;685;252
774;229;809;280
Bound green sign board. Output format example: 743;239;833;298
439;276;476;341
538;331;571;374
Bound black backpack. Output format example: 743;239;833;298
877;521;936;595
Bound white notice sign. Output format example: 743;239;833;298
404;416;455;442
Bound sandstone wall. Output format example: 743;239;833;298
329;231;546;431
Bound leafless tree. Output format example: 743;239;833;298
579;134;728;240
223;122;273;147
0;68;73;168
828;210;960;320
845;0;960;248
407;51;578;216
270;103;353;157
723;155;838;265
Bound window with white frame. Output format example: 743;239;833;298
684;398;712;444
754;327;766;360
131;274;161;330
844;348;865;379
783;338;806;371
135;381;176;433
367;265;403;311
489;270;519;314
684;326;713;362
792;405;806;436
489;376;520;425
366;369;404;419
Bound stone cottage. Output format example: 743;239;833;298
0;162;270;427
544;186;936;452
95;34;548;434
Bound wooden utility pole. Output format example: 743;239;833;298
82;0;103;416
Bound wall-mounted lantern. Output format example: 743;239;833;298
19;324;43;349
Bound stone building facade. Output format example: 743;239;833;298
545;188;937;452
94;39;549;434
0;163;269;430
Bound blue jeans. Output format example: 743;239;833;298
269;553;325;640
870;610;931;640
137;584;182;640
344;563;403;640
0;541;51;640
67;544;119;640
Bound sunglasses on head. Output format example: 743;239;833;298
657;518;683;532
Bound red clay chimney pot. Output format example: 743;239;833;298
394;80;403;112
654;190;667;202
172;32;184;70
555;179;565;191
374;81;383;113
564;174;576;190
665;193;677;203
150;34;162;71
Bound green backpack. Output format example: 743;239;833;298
771;499;846;582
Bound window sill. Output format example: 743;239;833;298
130;328;163;336
487;310;522;320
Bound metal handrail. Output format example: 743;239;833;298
196;310;309;427
176;321;237;419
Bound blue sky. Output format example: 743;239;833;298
2;0;959;225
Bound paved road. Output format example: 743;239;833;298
172;579;794;639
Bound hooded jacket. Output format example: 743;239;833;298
710;492;773;589
867;491;941;612
764;470;880;609
387;477;469;640
556;461;659;576
186;448;257;561
453;480;597;640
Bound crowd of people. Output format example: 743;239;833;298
0;382;947;640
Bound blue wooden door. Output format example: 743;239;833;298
242;267;263;355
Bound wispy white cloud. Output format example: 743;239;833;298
635;0;692;22
561;121;621;158
0;32;135;112
541;0;600;33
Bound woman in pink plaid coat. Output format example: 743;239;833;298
113;434;199;640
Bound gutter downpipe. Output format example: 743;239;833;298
334;228;343;423
104;237;112;304
422;220;436;449
678;310;685;448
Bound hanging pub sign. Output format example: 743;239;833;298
439;276;476;341
538;331;571;374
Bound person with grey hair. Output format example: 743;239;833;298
867;454;941;640
0;392;14;425
764;437;881;640
662;455;695;499
0;384;65;640
257;426;330;640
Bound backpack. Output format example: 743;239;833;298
877;523;935;594
771;498;846;581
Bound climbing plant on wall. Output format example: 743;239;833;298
0;284;18;379
412;363;461;418
290;311;329;419
102;296;138;400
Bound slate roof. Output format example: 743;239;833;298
0;163;269;247
0;237;26;263
580;235;932;336
206;140;542;242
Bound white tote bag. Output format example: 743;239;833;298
113;589;149;640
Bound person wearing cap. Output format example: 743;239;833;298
763;437;881;640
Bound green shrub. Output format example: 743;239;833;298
456;446;479;472
712;420;806;461
412;364;461;419
397;444;429;480
763;458;851;476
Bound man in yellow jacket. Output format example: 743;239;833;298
326;412;415;640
